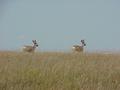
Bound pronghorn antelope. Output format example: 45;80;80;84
22;40;38;53
72;40;86;52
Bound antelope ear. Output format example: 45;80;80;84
81;40;84;42
32;40;37;43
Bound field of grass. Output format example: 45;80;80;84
0;51;120;90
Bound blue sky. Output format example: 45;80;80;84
0;0;120;51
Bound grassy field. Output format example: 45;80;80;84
0;51;120;90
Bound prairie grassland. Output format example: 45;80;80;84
0;51;120;90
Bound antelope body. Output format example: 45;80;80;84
72;40;86;52
23;40;38;53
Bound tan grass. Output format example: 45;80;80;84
0;51;120;90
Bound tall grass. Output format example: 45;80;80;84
0;51;120;90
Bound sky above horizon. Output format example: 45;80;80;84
0;0;120;51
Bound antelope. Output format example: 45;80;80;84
72;40;86;52
22;40;38;53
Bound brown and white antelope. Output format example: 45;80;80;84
72;40;86;52
22;40;38;53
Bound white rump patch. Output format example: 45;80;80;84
72;46;75;49
23;46;26;49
